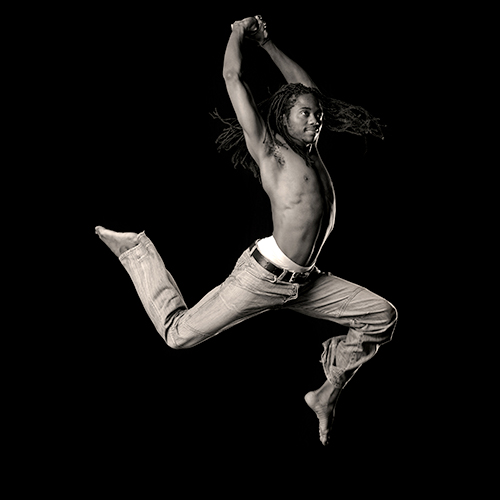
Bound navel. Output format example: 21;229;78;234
304;175;309;181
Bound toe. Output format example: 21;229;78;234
319;429;330;446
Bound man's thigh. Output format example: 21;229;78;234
179;278;268;337
285;272;365;323
174;251;291;346
286;271;396;336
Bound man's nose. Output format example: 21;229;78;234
309;115;320;126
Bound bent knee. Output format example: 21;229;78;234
359;296;398;340
165;329;202;349
165;333;189;350
378;299;397;340
164;313;197;349
166;338;180;349
384;300;398;326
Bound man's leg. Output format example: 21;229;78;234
286;271;398;445
96;227;290;349
96;226;139;257
96;227;188;343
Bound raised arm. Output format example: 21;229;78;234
223;18;267;163
251;16;318;89
263;41;318;89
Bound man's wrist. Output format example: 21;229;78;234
260;38;275;51
260;37;271;48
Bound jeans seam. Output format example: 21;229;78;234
338;286;364;317
178;298;272;339
143;257;165;337
122;251;165;338
137;242;152;262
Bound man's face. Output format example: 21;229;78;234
284;94;323;146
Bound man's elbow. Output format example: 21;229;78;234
223;68;241;82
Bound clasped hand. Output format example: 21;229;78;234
231;15;268;45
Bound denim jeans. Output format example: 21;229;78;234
119;232;397;389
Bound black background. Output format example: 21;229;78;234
29;3;447;495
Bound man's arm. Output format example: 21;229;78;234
251;17;318;89
223;18;267;163
263;41;318;89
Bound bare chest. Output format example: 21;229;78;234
262;142;334;205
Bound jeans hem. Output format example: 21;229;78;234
118;231;147;263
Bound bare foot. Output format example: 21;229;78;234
304;383;341;446
95;226;139;257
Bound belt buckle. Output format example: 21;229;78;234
289;271;299;283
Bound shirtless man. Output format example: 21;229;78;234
96;15;397;446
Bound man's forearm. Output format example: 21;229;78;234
223;26;245;79
262;41;316;88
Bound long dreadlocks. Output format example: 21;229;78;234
211;83;384;181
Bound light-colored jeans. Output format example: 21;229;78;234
119;232;397;389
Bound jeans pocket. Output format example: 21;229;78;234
245;259;278;284
231;256;247;274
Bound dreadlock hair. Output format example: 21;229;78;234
211;83;384;182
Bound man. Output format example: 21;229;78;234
96;15;397;446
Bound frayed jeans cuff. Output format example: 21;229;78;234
118;231;148;263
